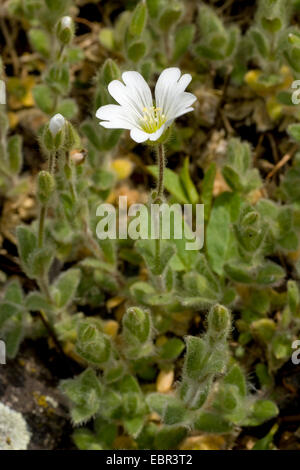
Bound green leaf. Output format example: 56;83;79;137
288;280;300;315
246;400;279;426
180;157;199;204
60;368;103;425
224;364;247;397
193;411;232;433
146;0;160;18
201;163;216;221
147;393;187;425
148;165;189;203
4;280;23;304
33;85;54;114
3;311;25;359
255;363;273;389
158;3;183;32
183;336;208;380
206;204;231;276
0;301;22;329
72;429;102;450
57;99;78;119
253;424;278;450
16;226;37;275
287;123;300;142
94;417;118;448
51;269;81;309
25;291;52;312
28;29;50;58
136;239;175;275
256;262;285;285
159;337;185;360
30;247;53;278
154;426;187;450
7;135;22;175
172;24;195;62
124;415;145;438
249;28;269;57
261;17;282;33
129;2;147;36
101;58;120;86
81;121;103;150
127;41;147;62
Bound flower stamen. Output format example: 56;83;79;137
140;106;167;133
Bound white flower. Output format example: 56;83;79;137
61;16;72;29
96;67;196;143
49;113;65;136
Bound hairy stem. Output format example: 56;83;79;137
154;143;165;285
156;143;165;200
48;151;56;174
38;204;46;248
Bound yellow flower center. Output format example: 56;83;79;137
140;106;166;133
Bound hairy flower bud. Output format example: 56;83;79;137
122;307;153;358
37;171;55;204
49;113;65;136
43;114;65;150
64;121;80;151
208;304;231;340
56;16;74;45
76;321;111;365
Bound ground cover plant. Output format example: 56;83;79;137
1;0;300;451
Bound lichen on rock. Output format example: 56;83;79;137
0;402;31;450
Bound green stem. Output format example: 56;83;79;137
65;153;76;201
154;143;165;284
48;151;56;174
155;237;161;275
38;204;46;248
156;143;165;200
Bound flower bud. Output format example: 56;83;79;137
64;121;80;151
241;210;259;227
76;321;111;365
70;149;86;166
49;113;65;136
37;171;55;204
56;16;74;45
43;114;65;150
208;304;231;340
123;307;151;344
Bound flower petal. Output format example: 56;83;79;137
122;71;153;109
166;107;194;125
177;73;192;93
100;120;131;129
130;127;150;143
155;68;196;122
96;104;137;129
166;92;197;121
149;124;166;141
155;68;181;113
96;104;123;120
108;80;144;120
